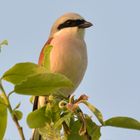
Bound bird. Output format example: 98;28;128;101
32;12;92;140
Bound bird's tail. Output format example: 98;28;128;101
31;129;42;140
31;96;42;140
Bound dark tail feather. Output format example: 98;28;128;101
31;96;42;140
33;96;39;111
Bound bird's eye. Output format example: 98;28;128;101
65;20;73;25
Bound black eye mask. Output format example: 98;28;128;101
58;19;85;30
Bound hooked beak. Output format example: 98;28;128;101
78;21;93;28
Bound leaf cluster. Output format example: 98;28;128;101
0;62;140;140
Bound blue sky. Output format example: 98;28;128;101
0;0;140;139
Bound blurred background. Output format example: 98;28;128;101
0;0;140;139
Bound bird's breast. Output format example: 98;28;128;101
50;34;87;93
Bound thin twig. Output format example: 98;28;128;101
0;81;25;140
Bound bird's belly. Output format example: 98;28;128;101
50;38;87;95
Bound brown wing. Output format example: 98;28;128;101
38;37;53;65
33;37;53;111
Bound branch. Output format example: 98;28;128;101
0;82;25;140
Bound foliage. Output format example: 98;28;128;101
0;42;140;140
0;40;8;52
0;98;7;140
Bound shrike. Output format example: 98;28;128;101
32;12;92;139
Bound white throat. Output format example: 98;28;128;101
54;27;85;39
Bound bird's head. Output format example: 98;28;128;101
49;13;93;38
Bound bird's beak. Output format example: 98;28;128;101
78;21;93;28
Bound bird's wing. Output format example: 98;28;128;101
38;37;53;65
33;37;53;111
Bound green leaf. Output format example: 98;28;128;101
44;103;52;123
43;45;53;71
13;110;23;121
38;123;61;140
0;40;8;46
0;104;7;140
14;73;73;96
0;40;8;52
85;116;101;140
0;94;8;106
105;116;140;130
29;96;34;104
0;95;5;105
45;101;61;124
54;112;72;129
27;106;47;128
83;101;104;125
67;120;87;140
2;62;47;85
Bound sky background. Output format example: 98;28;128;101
0;0;140;140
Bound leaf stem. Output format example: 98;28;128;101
0;81;25;140
8;90;14;99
